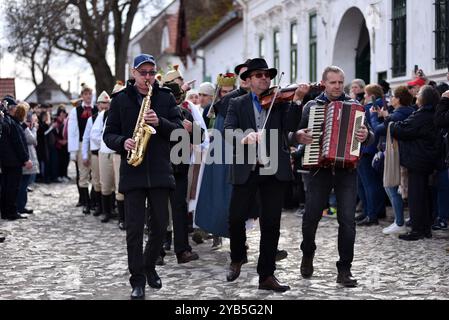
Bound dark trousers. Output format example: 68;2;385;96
124;188;169;288
0;166;22;218
408;170;433;235
17;174;32;212
228;170;286;279
57;147;69;178
171;173;191;255
301;168;357;272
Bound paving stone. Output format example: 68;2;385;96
1;176;449;300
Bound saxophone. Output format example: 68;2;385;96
127;81;157;167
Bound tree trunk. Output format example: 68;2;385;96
88;57;115;97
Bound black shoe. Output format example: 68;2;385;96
356;216;379;226
118;221;125;231
337;271;358;288
155;256;165;266
7;214;28;221
226;260;246;282
0;233;5;243
275;249;288;262
19;208;33;214
177;251;199;264
147;270;162;289
82;205;91;215
399;231;425;241
300;254;314;279
355;214;366;222
258;276;290;292
130;286;145;300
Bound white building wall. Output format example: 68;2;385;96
243;0;446;87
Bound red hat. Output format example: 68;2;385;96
407;77;426;87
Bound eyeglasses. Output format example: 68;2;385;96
136;70;157;77
251;72;270;79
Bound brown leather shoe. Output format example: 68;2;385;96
177;251;199;264
226;260;246;282
258;276;290;292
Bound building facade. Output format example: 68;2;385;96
243;0;448;86
130;0;448;88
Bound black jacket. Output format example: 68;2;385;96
391;104;440;173
223;92;302;185
434;97;449;128
103;80;183;193
0;114;29;167
215;87;248;119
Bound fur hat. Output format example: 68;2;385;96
163;65;183;84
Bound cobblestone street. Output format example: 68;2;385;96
1;176;449;300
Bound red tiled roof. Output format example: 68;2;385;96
0;78;16;99
166;12;179;53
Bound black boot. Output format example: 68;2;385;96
80;188;90;215
90;188;97;212
93;191;103;216
76;185;83;207
163;231;172;251
101;194;113;223
117;200;125;230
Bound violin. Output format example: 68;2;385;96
259;83;325;109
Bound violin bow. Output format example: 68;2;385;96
206;76;222;120
261;72;285;132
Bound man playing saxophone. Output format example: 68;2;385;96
103;54;183;300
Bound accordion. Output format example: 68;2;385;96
302;101;366;169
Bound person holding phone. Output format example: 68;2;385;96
355;84;387;227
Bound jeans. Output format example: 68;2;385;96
357;154;386;220
384;186;404;226
17;174;33;212
301;168;357;272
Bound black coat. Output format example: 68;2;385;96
434;97;449;128
103;80;183;193
0;115;29;167
391;104;440;173
223;92;302;185
215;87;248;119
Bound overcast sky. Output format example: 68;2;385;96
0;0;171;100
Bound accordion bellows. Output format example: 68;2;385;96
303;101;365;169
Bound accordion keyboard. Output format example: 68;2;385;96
303;104;325;167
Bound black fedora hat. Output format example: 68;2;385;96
240;58;277;81
234;59;252;76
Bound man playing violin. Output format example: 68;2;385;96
223;58;310;292
295;66;373;288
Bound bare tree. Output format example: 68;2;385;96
5;0;165;94
5;0;62;87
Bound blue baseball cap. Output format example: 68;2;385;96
133;54;156;69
